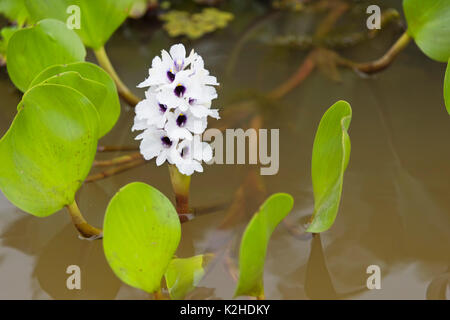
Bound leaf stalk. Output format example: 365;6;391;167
66;200;103;239
94;46;140;107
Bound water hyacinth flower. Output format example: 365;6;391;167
134;43;219;176
170;136;213;176
137;44;197;88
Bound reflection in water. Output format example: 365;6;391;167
305;234;337;299
0;0;449;299
426;268;450;300
33;224;121;300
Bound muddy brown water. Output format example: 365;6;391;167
0;2;449;299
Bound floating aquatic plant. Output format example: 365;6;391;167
0;84;100;228
25;0;141;106
7;19;86;92
160;8;234;40
103;182;181;295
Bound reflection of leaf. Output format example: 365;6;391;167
305;234;337;299
165;254;213;300
6;19;86;92
444;60;450;115
34;224;121;299
103;182;181;294
30;62;120;138
395;170;450;261
160;8;234;40
235;193;294;298
0;84;99;217
426;269;450;300
307;101;352;233
404;0;450;62
0;0;29;26
25;0;135;49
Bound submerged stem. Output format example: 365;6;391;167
85;158;146;183
168;165;191;215
97;145;139;152
337;32;412;74
66;201;103;239
268;51;316;99
94;46;141;107
93;152;143;167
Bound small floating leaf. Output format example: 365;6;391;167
165;254;213;300
404;0;450;62
25;0;135;49
6;19;86;92
103;182;181;294
307;101;352;233
31;62;120;137
444;60;450;115
234;193;294;298
0;84;99;217
161;8;234;40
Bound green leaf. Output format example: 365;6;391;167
30;62;121;137
444;59;450;115
165;254;213;300
0;84;99;217
6;19;86;92
307;101;352;233
234;193;294;298
404;0;450;62
0;0;29;27
103;182;181;294
25;0;135;49
0;26;18;65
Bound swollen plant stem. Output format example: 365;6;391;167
168;164;191;214
66;200;103;239
94;46;140;107
338;32;412;74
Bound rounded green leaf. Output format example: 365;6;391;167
31;63;120;137
235;193;294;298
25;0;135;49
103;182;181;294
6;19;86;92
307;101;352;233
165;254;213;300
0;84;99;217
444;59;450;115
404;0;450;62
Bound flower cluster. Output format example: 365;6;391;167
133;44;219;176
